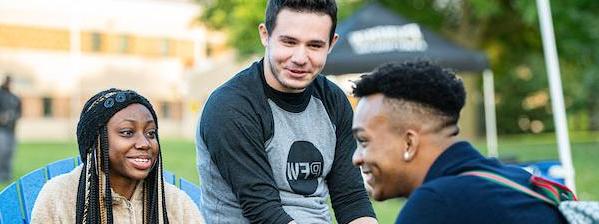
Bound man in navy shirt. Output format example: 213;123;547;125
351;61;566;223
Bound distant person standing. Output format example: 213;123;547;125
0;75;21;183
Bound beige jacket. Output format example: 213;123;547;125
31;166;204;224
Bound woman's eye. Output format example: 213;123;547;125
120;130;133;137
146;130;157;139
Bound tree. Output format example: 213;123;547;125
362;0;599;134
195;0;599;133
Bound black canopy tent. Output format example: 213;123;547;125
323;3;499;157
322;2;488;75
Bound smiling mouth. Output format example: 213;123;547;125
126;156;153;170
133;158;150;163
285;68;309;77
361;169;374;182
361;168;372;175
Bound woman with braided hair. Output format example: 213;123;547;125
31;88;203;224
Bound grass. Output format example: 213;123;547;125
1;134;598;222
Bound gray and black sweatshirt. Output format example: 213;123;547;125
196;60;375;224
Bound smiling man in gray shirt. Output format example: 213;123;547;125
195;0;377;223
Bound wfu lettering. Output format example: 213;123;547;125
287;162;322;180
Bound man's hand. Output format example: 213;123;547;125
349;217;378;224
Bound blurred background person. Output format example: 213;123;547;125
0;75;21;183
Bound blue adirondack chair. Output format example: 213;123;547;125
180;177;202;208
47;158;76;179
163;170;176;185
19;167;46;222
0;157;201;224
0;182;20;224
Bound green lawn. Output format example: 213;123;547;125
1;134;598;223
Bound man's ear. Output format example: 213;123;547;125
403;129;419;161
328;33;340;53
258;23;269;47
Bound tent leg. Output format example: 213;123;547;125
536;0;576;192
483;69;498;158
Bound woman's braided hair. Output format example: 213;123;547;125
75;88;169;224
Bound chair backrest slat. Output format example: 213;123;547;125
47;158;76;178
0;182;24;224
179;178;202;208
19;168;47;223
163;170;176;185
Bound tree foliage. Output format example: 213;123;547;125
196;0;599;134
196;0;364;57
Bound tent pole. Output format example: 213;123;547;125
483;69;498;158
536;0;576;192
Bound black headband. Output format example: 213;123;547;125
75;88;158;162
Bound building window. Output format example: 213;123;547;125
161;101;171;119
206;44;213;57
42;97;53;118
91;32;102;52
161;39;170;56
119;35;129;53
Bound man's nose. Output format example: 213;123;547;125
352;148;364;166
290;46;308;66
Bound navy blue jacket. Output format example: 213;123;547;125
396;141;566;224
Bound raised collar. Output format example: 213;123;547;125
111;181;144;205
423;141;488;184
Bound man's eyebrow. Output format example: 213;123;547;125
352;127;364;135
278;35;326;45
308;40;327;47
308;40;327;45
278;35;298;41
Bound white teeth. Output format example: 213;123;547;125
133;158;149;163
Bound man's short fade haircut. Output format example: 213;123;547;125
353;61;466;124
265;0;337;43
